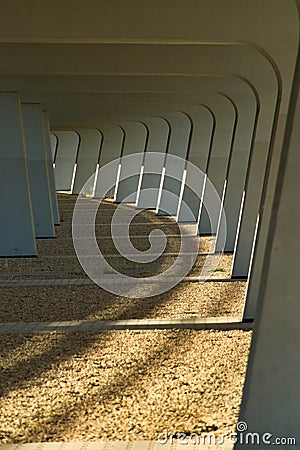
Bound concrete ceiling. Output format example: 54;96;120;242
0;0;296;127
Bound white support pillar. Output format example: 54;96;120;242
50;134;58;162
136;116;170;209
235;36;300;445
177;105;214;222
243;118;288;320
231;79;279;278
198;95;236;235
115;121;147;203
93;124;125;198
243;119;293;317
54;131;80;191
0;92;36;256
215;85;258;253
42;112;60;225
21;103;55;238
98;45;279;277
72;129;103;195
157;111;192;215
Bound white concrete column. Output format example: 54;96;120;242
50;133;58;162
243;113;288;319
21;103;55;238
93;45;279;275
157;111;192;215
54;131;80;191
136;116;170;209
93;124;125;198
42;112;60;225
177;105;214;222
198;95;236;235
235;39;300;446
231;80;279;278
215;86;258;253
115;121;148;203
72;128;103;195
0;92;36;256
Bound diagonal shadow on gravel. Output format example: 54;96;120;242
0;194;249;442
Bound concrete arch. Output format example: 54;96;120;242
47;43;278;279
17;45;277;128
32;46;276;270
67;73;257;254
0;4;296;277
97;92;236;229
0;0;299;436
112;96;235;231
0;0;297;75
158;77;258;252
95;77;256;244
3;4;295;292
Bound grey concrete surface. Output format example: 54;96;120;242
0;92;36;256
22;103;55;238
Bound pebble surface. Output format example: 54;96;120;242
0;194;251;443
0;330;252;443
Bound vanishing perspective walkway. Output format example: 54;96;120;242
0;194;251;448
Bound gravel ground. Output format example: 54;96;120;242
55;223;185;239
0;194;250;444
0;244;231;279
0;253;231;277
35;236;202;256
0;329;252;443
60;209;175;221
0;281;246;322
